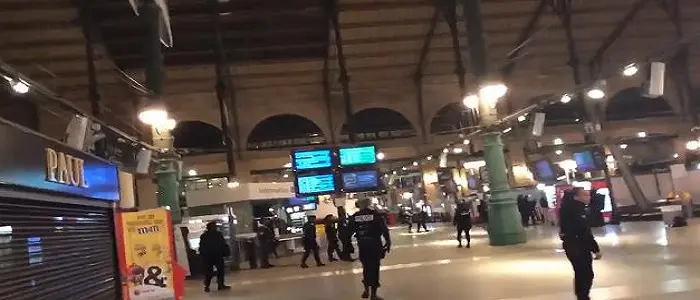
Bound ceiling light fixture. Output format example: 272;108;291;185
622;63;638;76
138;103;169;126
685;140;700;151
376;152;385;160
462;94;480;109
453;147;463;154
586;80;607;99
560;94;572;103
10;80;29;94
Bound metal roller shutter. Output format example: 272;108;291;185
0;197;119;300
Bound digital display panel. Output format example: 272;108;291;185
295;173;337;195
573;151;597;171
339;145;377;166
341;170;379;192
288;196;316;206
534;160;556;181
292;149;333;171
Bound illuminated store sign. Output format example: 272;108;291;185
0;120;120;201
45;148;88;188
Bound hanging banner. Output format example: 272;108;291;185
116;208;185;300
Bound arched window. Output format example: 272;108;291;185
430;103;478;135
247;114;325;150
172;121;224;152
340;108;415;142
606;87;673;121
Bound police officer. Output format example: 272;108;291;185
453;201;472;248
337;206;355;261
300;215;325;268
324;214;342;262
257;219;275;268
350;198;391;300
559;187;602;300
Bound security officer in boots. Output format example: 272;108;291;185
350;198;391;300
300;215;325;268
453;200;472;248
560;187;602;300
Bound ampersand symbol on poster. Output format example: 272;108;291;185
144;266;167;288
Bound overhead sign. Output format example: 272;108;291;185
0;119;120;201
339;145;376;166
341;170;379;192
116;208;185;300
292;149;333;171
295;173;337;195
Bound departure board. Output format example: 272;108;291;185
341;170;379;192
295;173;337;195
338;145;377;166
292;149;333;171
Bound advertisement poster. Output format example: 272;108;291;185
116;208;184;300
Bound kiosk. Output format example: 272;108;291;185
0;118;122;299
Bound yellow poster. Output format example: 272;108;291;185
118;208;176;300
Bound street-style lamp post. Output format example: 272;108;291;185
476;82;527;246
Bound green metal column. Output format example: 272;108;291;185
483;132;526;246
141;0;181;222
156;159;181;223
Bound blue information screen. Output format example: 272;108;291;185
339;145;376;166
534;160;555;180
573;151;597;171
296;173;337;195
293;149;333;171
341;170;379;191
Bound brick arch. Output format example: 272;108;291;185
428;102;478;135
244;114;328;150
333;106;419;141
172;120;223;149
604;87;674;121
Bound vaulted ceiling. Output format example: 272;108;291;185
0;0;699;137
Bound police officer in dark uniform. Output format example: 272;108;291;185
323;214;342;261
350;198;391;300
337;206;355;261
559;187;602;300
300;215;325;268
257;219;275;268
453;201;472;248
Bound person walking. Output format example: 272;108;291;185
300;215;325;268
453;201;473;248
257;219;275;268
560;187;602;300
337;207;355;261
199;221;231;293
350;198;391;300
324;214;343;262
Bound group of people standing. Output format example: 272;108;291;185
517;193;551;227
398;208;430;233
298;212;357;268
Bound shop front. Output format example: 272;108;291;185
0;119;121;299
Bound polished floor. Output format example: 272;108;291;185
186;221;700;299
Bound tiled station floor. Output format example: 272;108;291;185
186;221;700;300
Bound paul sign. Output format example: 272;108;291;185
45;147;89;188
